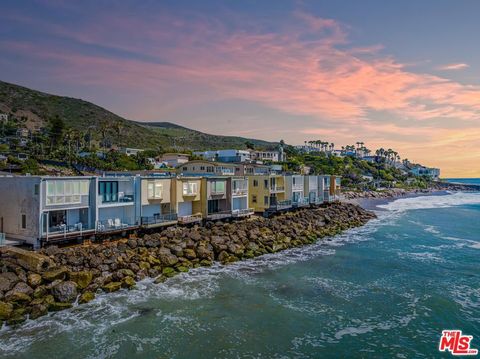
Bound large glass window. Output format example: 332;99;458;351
183;182;198;195
46;180;89;205
99;181;118;203
211;181;225;194
147;182;163;199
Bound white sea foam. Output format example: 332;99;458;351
378;192;480;212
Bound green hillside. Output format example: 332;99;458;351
0;80;277;151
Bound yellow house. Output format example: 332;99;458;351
248;175;291;213
173;177;203;224
139;177;177;228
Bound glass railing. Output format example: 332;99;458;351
141;213;178;225
178;213;203;224
207;210;232;220
44;223;94;236
96;219;136;232
232;208;254;216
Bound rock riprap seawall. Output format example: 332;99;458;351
0;202;376;326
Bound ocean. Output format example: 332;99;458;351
0;191;479;358
446;178;480;186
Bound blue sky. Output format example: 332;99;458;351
1;0;480;176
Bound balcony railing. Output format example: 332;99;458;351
270;186;285;193
0;233;5;246
232;188;248;196
207;210;232;220
232;208;254;217
271;200;292;210
210;189;226;196
43;223;95;238
96;219;136;232
141;213;178;226
100;192;134;204
294;197;310;207
178;213;203;224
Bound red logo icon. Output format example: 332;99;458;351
439;330;478;356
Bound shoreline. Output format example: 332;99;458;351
0;202;375;326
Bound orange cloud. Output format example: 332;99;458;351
437;63;469;71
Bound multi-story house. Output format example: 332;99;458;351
158;153;190;168
193;149;251;163
231;177;253;217
248;175;291;214
304;175;321;204
318;175;332;202
138;176;177;228
0;176;97;247
96;176;138;233
285;175;309;207
173;176;203;224
201;176;232;221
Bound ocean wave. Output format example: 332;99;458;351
377;192;480;212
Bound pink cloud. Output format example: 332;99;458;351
437;63;469;71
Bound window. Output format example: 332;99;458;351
200;166;205;171
46;180;89;205
147;182;163;199
99;181;118;203
34;184;39;195
264;180;268;189
21;214;26;229
207;166;214;172
264;196;269;205
183;182;198;195
183;167;187;170
211;180;225;194
252;195;257;203
253;179;258;187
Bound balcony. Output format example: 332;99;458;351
178;213;203;224
141;213;178;227
293;197;310;207
270;199;292;211
98;192;135;207
207;210;232;221
292;184;304;191
210;189;226;196
232;208;254;217
96;219;137;232
43;223;95;239
232;187;248;196
270;185;285;193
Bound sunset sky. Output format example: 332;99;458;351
1;0;480;177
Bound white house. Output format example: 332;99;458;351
158;153;190;168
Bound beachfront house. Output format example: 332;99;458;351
231;177;254;217
304;175;321;204
201;176;232;221
285;175;309;207
248;175;291;214
318;175;332;202
331;175;342;200
96;176;137;233
139;176;177;228
173;177;203;224
0;176;97;247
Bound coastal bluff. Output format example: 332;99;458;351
0;202;375;326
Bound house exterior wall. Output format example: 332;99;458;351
0;176;41;245
173;177;203;216
248;175;286;212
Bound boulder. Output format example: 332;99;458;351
5;291;31;304
78;291;95;304
102;282;122;293
121;276;136;289
0;301;13;320
0;273;19;292
30;304;48;319
42;267;68;282
162;267;176;278
52;281;78;303
10;282;34;296
158;248;178;266
27;273;43;288
183;248;196;260
33;286;48;299
3;247;54;272
69;271;93;290
49;302;73;311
